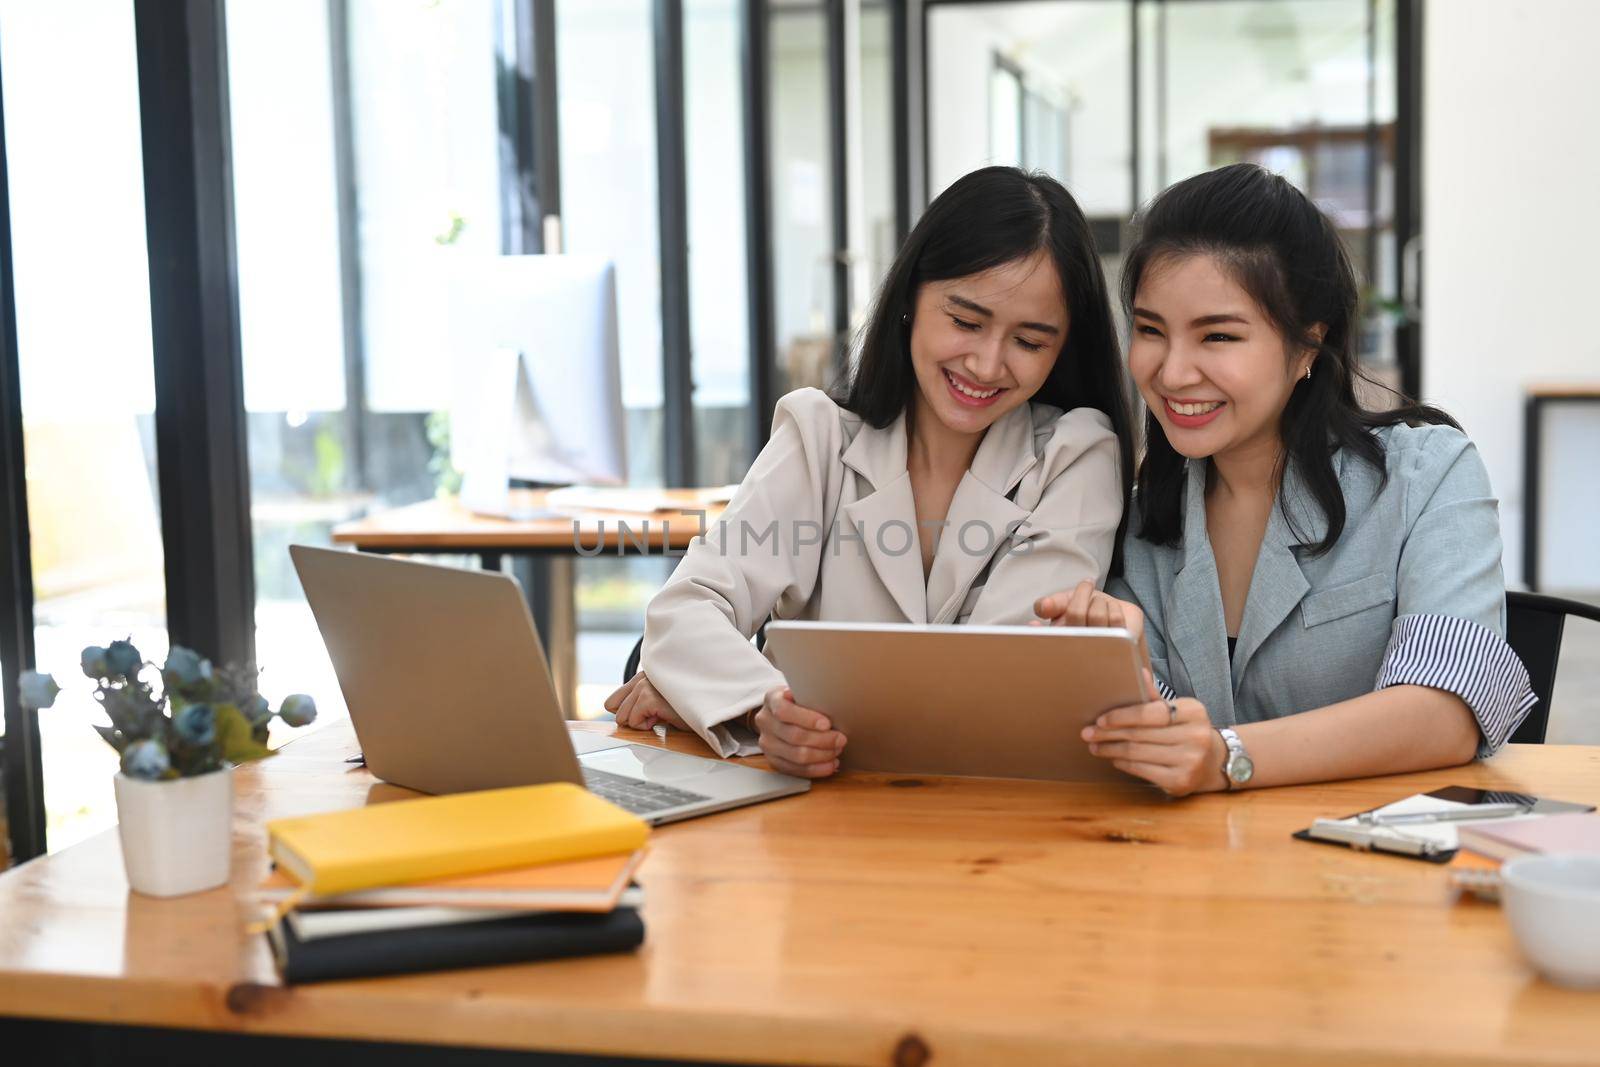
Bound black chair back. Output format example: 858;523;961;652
622;625;768;685
1505;591;1600;744
623;636;643;683
622;596;1597;739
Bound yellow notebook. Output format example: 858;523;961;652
265;783;650;897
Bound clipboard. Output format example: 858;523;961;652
1293;786;1595;863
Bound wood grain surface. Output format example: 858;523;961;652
2;720;1598;1066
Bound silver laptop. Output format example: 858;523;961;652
289;545;809;824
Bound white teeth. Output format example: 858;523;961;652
1171;401;1223;416
947;371;1000;399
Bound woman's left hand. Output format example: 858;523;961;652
1082;669;1228;797
604;671;689;732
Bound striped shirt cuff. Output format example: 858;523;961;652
1375;613;1537;757
1153;674;1178;702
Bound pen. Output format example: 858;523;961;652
1309;818;1440;856
1358;802;1527;826
653;723;668;743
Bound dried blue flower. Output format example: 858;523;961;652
121;739;171;780
81;646;111;679
277;694;318;728
242;693;272;726
172;703;217;747
18;670;60;710
100;686;164;739
162;646;213;690
104;639;143;680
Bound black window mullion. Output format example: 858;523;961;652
890;0;912;244
499;0;561;255
0;43;46;866
654;0;694;487
531;0;561;241
825;0;850;379
133;0;256;669
1395;0;1423;399
740;0;777;449
328;0;370;492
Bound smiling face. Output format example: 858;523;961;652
1128;253;1314;464
907;250;1068;440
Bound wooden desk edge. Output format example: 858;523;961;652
5;733;1600;1067
4;972;1576;1067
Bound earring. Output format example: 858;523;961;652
900;312;910;325
1304;364;1313;381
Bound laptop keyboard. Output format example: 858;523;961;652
582;766;711;815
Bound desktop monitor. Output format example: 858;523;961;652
446;255;627;514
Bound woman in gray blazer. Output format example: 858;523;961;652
608;167;1136;775
1039;164;1535;796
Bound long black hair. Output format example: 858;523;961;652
838;166;1135;573
1123;163;1456;554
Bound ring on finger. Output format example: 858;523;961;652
1165;700;1179;725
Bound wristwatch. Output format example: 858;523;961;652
1217;727;1254;790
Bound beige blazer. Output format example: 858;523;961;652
642;387;1123;756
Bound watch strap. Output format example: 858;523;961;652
1217;727;1247;790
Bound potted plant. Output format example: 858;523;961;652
17;640;317;897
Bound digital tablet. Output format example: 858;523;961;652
764;621;1146;783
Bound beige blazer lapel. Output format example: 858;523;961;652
925;405;1035;623
839;411;928;624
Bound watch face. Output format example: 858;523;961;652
1229;752;1255;783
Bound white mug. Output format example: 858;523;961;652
1500;853;1600;989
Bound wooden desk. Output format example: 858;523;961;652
330;490;727;714
3;724;1599;1066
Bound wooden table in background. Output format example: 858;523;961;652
2;722;1599;1065
331;489;726;715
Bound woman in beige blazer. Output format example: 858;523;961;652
607;167;1135;775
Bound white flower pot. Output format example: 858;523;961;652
113;765;234;897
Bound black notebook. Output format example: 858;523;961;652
268;906;645;984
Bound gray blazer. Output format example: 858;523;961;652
1110;423;1534;755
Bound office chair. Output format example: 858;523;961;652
617;593;1599;740
1504;591;1600;744
621;625;768;685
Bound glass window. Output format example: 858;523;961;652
350;0;504;414
858;1;897;304
557;0;663;486
0;0;165;852
769;3;834;395
1152;0;1397;370
929;1;1133;219
989;61;1023;167
929;0;1395;372
231;0;503;729
557;0;672;717
685;0;752;487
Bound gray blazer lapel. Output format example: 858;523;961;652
1164;461;1235;723
925;406;1036;623
840;413;928;624
1230;455;1332;687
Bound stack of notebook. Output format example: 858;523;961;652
258;782;650;984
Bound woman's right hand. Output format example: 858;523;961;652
753;685;846;779
1034;579;1154;678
